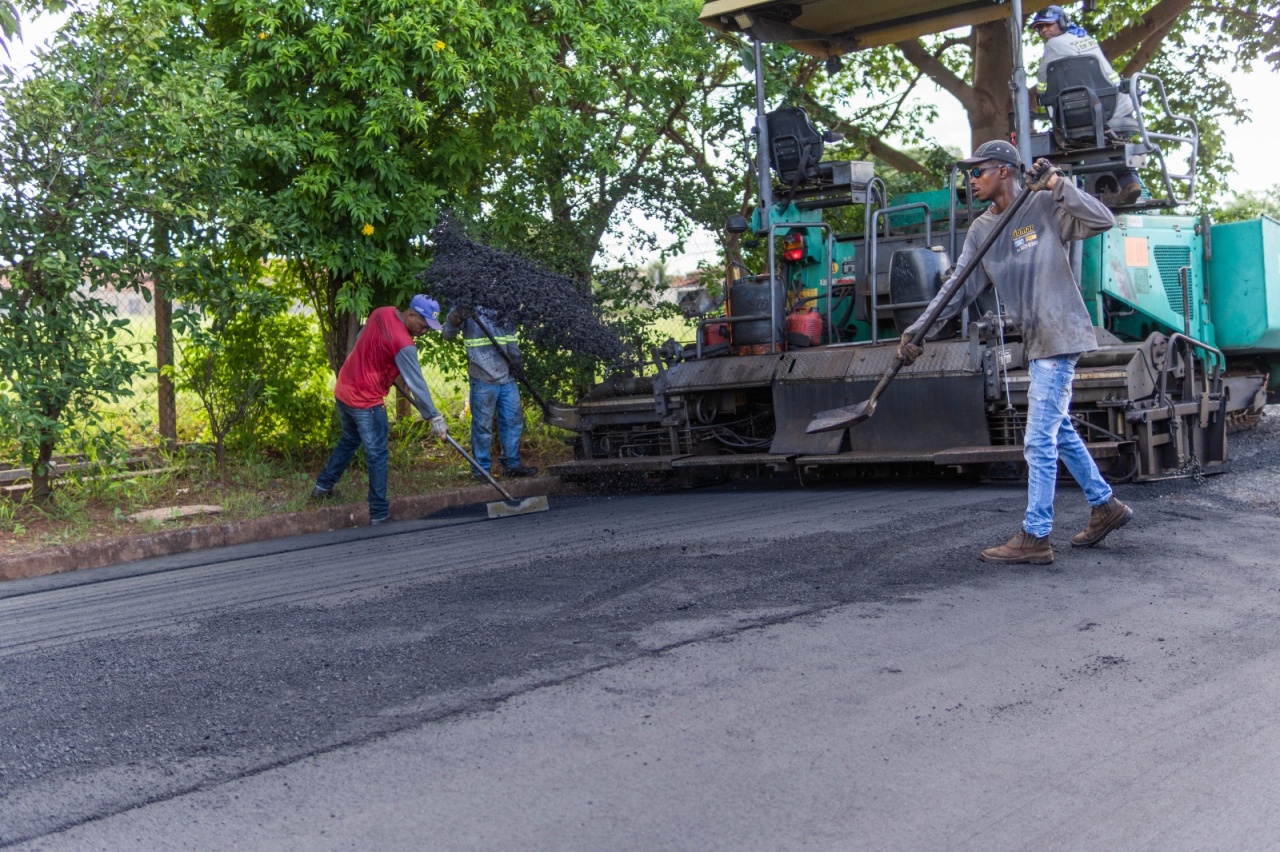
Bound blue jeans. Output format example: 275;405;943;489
1023;355;1113;537
469;379;524;474
316;401;390;521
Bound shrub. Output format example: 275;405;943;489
179;310;333;464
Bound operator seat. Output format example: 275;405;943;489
767;107;833;184
1042;56;1139;150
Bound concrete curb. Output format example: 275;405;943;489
0;476;573;583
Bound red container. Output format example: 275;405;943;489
786;309;823;346
703;321;729;347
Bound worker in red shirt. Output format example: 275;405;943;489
311;295;448;524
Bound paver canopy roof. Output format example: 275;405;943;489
699;0;1012;56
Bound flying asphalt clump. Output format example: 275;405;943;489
417;221;625;363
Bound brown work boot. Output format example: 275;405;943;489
1071;497;1134;547
979;530;1054;564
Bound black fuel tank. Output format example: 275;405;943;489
729;278;785;346
888;246;950;334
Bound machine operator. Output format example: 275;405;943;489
1030;4;1143;206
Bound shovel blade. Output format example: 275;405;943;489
486;494;550;519
546;402;579;430
805;399;874;434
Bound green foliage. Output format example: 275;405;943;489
475;1;747;281
0;26;149;494
178;309;334;461
1212;184;1280;224
0;0;269;497
205;0;489;317
0;286;142;471
224;312;333;455
199;0;749;358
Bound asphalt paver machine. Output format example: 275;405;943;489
551;0;1275;486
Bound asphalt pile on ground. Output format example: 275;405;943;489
1177;404;1280;512
418;220;624;363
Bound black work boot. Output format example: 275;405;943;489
310;485;337;500
979;530;1054;564
1116;177;1143;205
1071;497;1134;547
503;464;539;478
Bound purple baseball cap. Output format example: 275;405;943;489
409;294;443;331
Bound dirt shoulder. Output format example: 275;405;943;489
0;436;576;581
0;475;572;582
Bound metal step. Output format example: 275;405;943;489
548;455;687;476
932;441;1128;466
670;453;794;469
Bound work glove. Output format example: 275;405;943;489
1027;158;1063;192
509;360;525;381
897;332;923;366
429;414;448;439
445;307;469;327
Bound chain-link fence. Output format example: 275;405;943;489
94;283;205;448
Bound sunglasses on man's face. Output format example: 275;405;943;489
968;164;1006;179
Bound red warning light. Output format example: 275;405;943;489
782;233;805;262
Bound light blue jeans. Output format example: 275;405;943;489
1023;355;1113;537
316;401;390;521
469;379;524;474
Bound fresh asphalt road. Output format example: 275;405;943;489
3;441;1280;849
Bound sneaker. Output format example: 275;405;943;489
502;464;539;478
310;486;337;500
370;515;389;526
979;530;1054;564
1071;497;1133;547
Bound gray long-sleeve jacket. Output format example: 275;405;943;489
441;307;521;385
904;178;1114;361
394;347;441;420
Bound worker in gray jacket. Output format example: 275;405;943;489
442;305;538;478
899;139;1133;564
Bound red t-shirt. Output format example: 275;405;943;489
334;307;414;409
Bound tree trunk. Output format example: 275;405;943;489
968;21;1015;149
154;278;177;447
30;439;55;503
153;218;177;447
313;266;361;375
214;436;227;484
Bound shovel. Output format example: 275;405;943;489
806;179;1039;434
444;434;549;519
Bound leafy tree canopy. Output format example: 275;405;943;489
1213;183;1280;223
0;0;264;499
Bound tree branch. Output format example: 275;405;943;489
1100;0;1195;58
877;69;926;137
1119;13;1180;77
896;38;977;113
796;91;930;174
